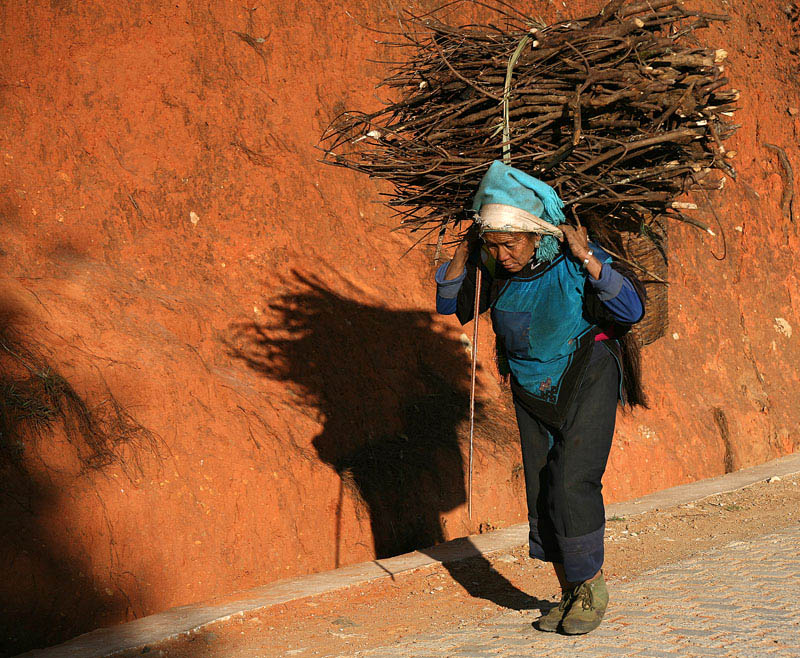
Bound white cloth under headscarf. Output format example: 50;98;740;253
477;203;564;239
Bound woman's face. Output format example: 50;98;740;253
483;232;540;272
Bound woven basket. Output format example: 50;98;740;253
620;229;668;346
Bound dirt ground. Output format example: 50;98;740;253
125;472;800;657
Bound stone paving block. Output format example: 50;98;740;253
670;628;717;637
483;624;525;634
407;642;446;650
571;647;636;656
749;612;796;623
484;618;523;626
678;639;727;649
690;602;743;611
722;586;761;595
450;643;497;653
622;624;673;636
610;608;663;618
669;620;715;630
492;636;537;648
710;624;767;634
685;647;730;658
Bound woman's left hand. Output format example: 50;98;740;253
559;225;591;261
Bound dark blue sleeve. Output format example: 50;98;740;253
587;245;644;324
435;261;465;315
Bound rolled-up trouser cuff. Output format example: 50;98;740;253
559;523;605;583
529;519;562;564
529;521;606;582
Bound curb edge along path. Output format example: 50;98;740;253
24;452;800;658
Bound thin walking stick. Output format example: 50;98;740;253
468;265;481;519
468;30;523;519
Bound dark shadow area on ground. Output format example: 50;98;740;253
227;272;536;611
418;537;553;613
442;554;553;612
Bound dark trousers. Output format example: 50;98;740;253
514;344;620;583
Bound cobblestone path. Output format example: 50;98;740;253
351;525;800;658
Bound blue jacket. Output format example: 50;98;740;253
435;244;645;424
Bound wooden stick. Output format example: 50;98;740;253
468;265;482;520
432;38;501;101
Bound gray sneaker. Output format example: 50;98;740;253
536;587;575;632
561;572;609;635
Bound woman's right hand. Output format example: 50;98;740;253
444;224;481;280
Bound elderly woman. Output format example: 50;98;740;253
435;160;646;635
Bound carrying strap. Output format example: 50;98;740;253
502;34;532;165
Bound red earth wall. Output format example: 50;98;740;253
0;0;798;653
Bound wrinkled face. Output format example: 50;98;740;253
483;232;540;273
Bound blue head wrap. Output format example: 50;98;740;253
471;160;566;262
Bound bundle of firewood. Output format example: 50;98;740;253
321;0;737;255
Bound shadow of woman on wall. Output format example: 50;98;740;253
228;272;549;613
228;272;471;558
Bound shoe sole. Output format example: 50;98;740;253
535;620;560;633
561;618;603;635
